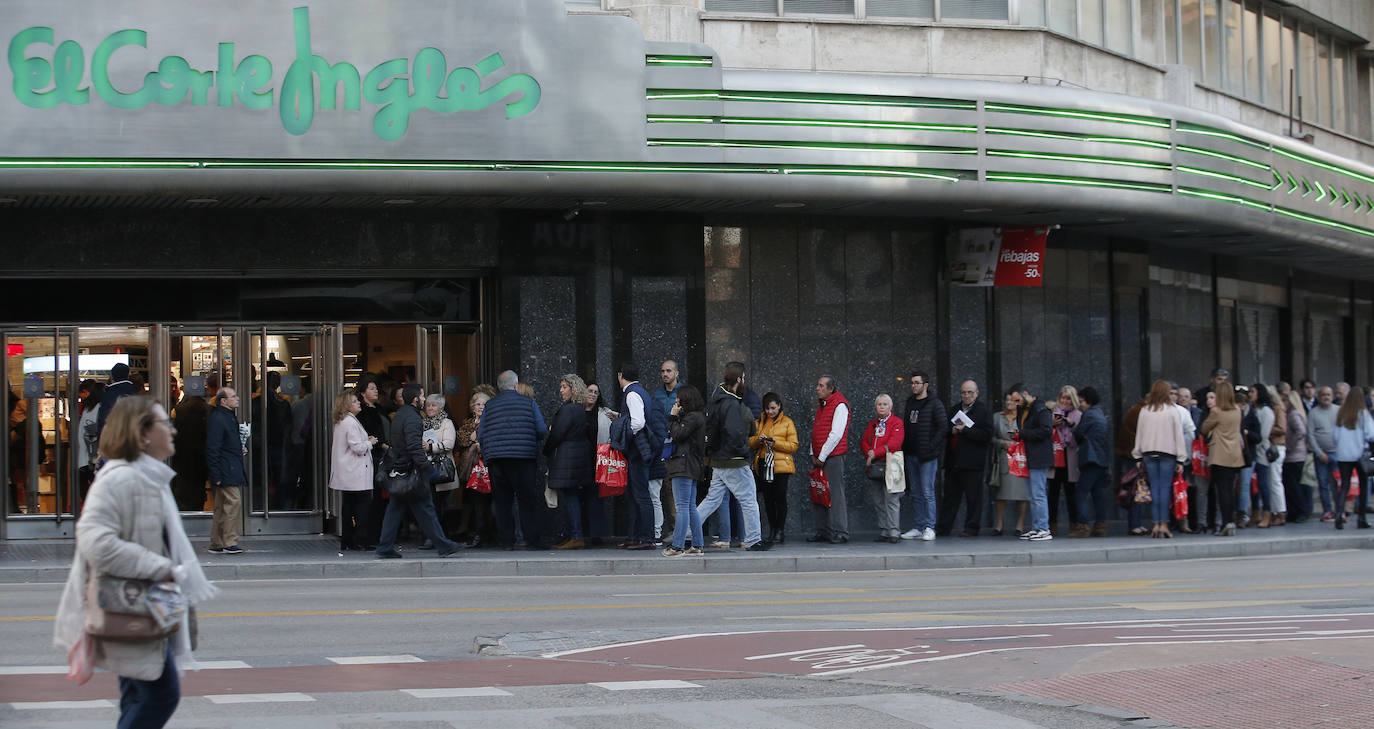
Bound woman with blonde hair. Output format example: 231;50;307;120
1132;380;1188;538
1050;385;1082;536
456;386;495;547
547;374;595;549
1331;386;1374;529
1282;389;1311;522
1201;382;1244;535
329;388;377;551
54;396;217;729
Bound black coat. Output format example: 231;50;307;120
206;405;247;487
389;404;433;479
544;401;593;490
903;394;950;461
1019;401;1055;470
947;399;994;471
665;411;706;481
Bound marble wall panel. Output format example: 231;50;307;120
746;226;801;400
704;226;751;390
947;285;988;397
516;276;579;419
632;276;690;388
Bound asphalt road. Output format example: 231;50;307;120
3;549;1371;728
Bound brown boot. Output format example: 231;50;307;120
1068;523;1091;538
1091;522;1108;537
1271;512;1285;526
1257;510;1271;528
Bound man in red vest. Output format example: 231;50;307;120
808;375;850;544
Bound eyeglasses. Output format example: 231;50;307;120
911;381;926;386
149;418;172;427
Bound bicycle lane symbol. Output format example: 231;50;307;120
744;643;941;673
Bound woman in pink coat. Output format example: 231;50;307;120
329;388;377;551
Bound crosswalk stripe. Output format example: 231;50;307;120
401;687;514;698
12;700;116;710
0;666;68;675
589;680;702;691
195;660;253;670
326;655;424;665
205;693;316;704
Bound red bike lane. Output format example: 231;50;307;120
541;612;1374;677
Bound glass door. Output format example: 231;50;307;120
246;328;319;535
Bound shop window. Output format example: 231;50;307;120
1202;0;1221;87
1079;0;1103;45
1164;0;1178;64
1299;26;1316;123
1222;0;1242;93
783;0;854;14
704;0;779;13
1048;0;1076;36
1181;0;1202;76
1138;0;1165;63
1242;1;1260;99
867;0;934;18
1103;0;1131;54
1262;8;1284;108
941;0;1009;21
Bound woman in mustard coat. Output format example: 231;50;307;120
750;392;799;544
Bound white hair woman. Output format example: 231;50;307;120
861;393;905;543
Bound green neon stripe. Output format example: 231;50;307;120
647;114;977;133
648;138;979;154
985;171;1172;193
1176;165;1275;190
0;159;204;169
1175;123;1270;150
780;167;966;182
984;127;1171;149
1175;145;1273;171
984;103;1170;128
1179;186;1374;238
986;149;1170;171
1272;147;1374;186
647;89;976;109
645;55;714;67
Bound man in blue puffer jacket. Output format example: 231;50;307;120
477;370;546;550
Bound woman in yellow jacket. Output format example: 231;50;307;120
750;392;799;544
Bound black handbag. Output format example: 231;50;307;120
1264;444;1280;463
430;452;456;485
375;451;423;499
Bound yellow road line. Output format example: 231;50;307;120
3;581;1371;622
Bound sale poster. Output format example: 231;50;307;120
947;227;1050;287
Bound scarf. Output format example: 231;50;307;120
423;410;448;432
53;455;218;676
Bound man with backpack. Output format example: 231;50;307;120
696;363;769;550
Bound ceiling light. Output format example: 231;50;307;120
0;198;17;204
773;202;805;208
186;198;218;204
384;198;415;205
961;208;993;213
580;201;608;207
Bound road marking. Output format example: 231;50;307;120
1033;580;1166;592
745;644;866;660
326;655;423;665
205;692;316;704
589;680;702;690
401;687;513;698
947;634;1053;642
1115;629;1374;639
195;660;253;669
12;699;115;710
0;665;67;675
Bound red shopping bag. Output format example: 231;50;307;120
1007;441;1029;478
465;459;491;494
1190;436;1210;479
596;443;627;498
1172;473;1189;520
1052;429;1066;468
808;467;831;507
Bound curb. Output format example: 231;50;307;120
3;533;1370;583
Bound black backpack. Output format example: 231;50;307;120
705;392;752;459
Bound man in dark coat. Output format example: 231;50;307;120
171;389;210;511
477;370;546;550
375;384;462;559
206;388;247;554
901;371;949;541
1072;386;1112;537
936;379;994;537
1017;383;1055;541
95;362;137;447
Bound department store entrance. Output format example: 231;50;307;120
2;323;481;541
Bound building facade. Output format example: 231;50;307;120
2;0;1372;540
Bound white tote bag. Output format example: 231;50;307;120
885;450;906;493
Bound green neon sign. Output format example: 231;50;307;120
7;6;542;140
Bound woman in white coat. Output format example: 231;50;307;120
329;389;377;551
53;396;217;729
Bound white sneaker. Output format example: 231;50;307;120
900;528;922;540
1028;530;1053;541
921;528;936;542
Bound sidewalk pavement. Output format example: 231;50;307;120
2;520;1371;583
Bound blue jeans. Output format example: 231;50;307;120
626;457;653;542
118;642;179;729
1143;454;1175;524
714;492;745;542
905;455;940;531
1075;462;1109;523
1028;468;1050;531
1252;462;1271;511
377;489;460;555
1237;464;1254;513
671;477;703;549
1315;453;1339;512
697;466;762;545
